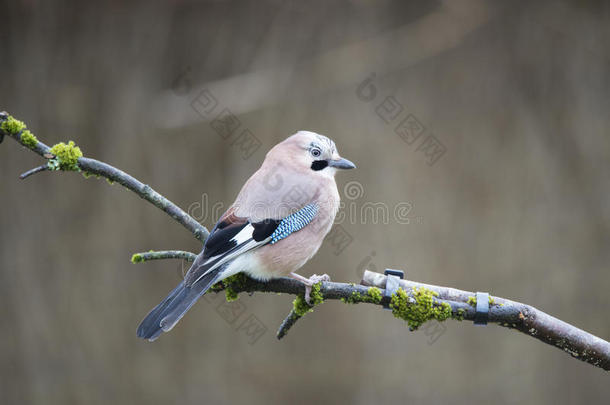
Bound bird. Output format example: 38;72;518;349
137;130;356;341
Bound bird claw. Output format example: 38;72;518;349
304;273;330;304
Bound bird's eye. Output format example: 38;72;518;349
310;148;322;158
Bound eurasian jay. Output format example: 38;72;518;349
137;131;356;341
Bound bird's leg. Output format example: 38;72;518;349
289;272;330;304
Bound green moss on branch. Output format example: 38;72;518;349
390;287;452;329
467;295;502;307
452;308;466;321
292;282;324;316
20;130;38;148
0;115;26;135
0;115;38;149
130;250;197;264
341;287;382;304
214;273;249;302
49;141;83;171
131;253;145;263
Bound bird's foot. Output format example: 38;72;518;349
305;273;330;304
290;272;330;304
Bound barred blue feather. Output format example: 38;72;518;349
270;204;318;244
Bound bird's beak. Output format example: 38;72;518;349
328;157;356;170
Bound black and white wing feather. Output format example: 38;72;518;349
137;204;317;341
183;208;281;286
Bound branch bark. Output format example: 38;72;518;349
2;111;609;372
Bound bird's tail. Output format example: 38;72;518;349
136;266;224;341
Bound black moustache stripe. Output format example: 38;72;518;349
311;160;328;171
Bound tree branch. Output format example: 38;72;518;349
19;164;48;179
2;111;609;372
276;309;301;340
131;250;197;263
361;271;610;371
205;272;610;371
0;111;209;243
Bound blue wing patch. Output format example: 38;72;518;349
270;204;318;244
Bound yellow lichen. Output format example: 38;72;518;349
341;287;383;304
49;141;83;171
452;308;466;321
293;282;324;316
367;287;382;303
0;115;26;135
219;273;249;302
131;253;144;263
20;130;38;148
468;295;500;307
390;287;452;329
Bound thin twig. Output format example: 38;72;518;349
276;309;301;340
0;111;209;243
19;164;48;179
78;157;209;243
132;250;198;263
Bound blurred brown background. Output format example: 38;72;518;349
1;0;609;403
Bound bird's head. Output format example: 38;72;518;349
269;131;356;177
